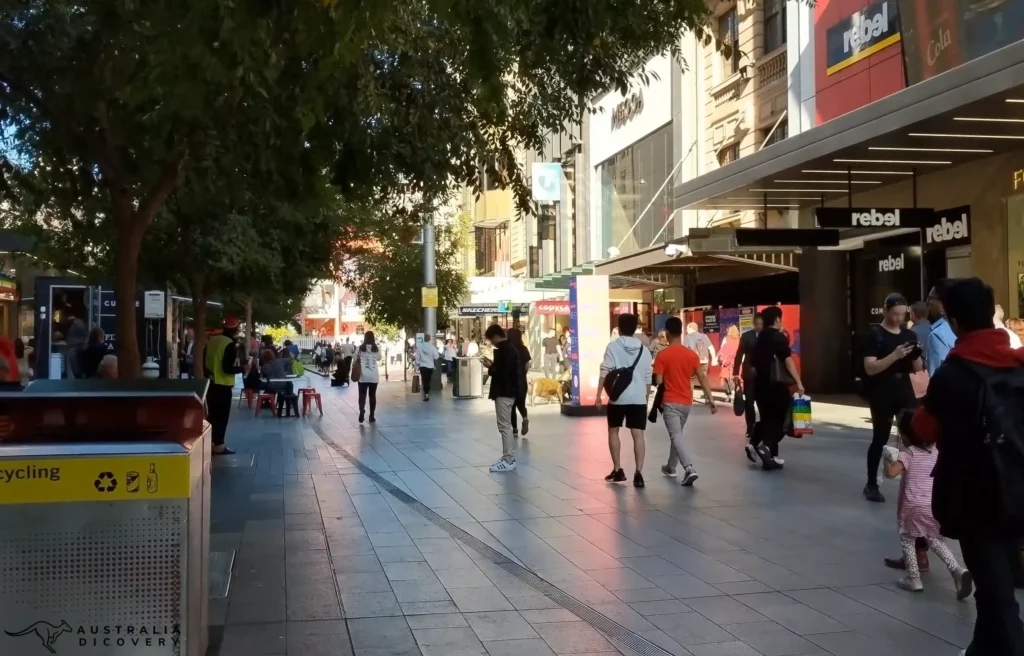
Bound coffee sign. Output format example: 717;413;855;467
815;207;936;229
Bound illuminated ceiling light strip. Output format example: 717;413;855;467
953;116;1024;124
774;179;881;184
802;169;914;175
1006;99;1024;103
749;188;848;193
834;158;952;164
705;204;798;209
908;132;1024;140
868;146;994;153
724;196;821;200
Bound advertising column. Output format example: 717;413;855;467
565;275;610;415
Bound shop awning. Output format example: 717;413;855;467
674;40;1024;212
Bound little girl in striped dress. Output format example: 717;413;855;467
883;412;973;598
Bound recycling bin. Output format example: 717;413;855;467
0;379;211;656
453;356;483;399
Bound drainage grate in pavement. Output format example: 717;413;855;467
311;424;673;656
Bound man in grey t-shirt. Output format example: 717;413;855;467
683;323;716;402
541;330;560;378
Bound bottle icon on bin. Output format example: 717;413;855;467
146;464;159;494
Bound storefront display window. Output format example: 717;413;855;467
598;123;673;257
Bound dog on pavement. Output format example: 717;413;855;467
529;377;565;406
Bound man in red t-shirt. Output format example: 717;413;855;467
653;317;717;486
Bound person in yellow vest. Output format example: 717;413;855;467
205;316;244;455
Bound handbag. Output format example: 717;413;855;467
733;385;745;417
351;354;362;383
769;357;796;386
602;347;644;402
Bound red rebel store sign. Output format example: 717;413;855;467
534;301;570;315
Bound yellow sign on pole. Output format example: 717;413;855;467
421;286;438;308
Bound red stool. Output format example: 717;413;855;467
302;391;323;416
238;388;256;408
255;393;278;417
298;388;316;406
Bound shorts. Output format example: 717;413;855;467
606;404;648;430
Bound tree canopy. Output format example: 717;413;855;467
1;0;717;375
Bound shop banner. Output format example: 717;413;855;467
534;300;570;316
815;207;935;229
826;0;901;75
738;307;756;333
853;239;923;327
458;303;530;317
923;205;970;251
900;0;1024;85
702;310;720;335
531;162;562;203
568;276;610;406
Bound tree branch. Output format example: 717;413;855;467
136;154;186;227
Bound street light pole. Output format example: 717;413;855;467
422;221;437;338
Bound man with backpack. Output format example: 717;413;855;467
683;322;716;403
913;278;1024;655
596;313;653;488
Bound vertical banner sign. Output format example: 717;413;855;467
568;275;610;406
702;310;720;335
738;307;756;333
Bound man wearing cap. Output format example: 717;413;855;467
205;316;244;455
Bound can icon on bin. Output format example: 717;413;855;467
126;471;140;493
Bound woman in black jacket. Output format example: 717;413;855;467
506;328;531;437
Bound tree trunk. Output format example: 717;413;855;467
243;296;253;339
114;224;143;377
191;281;209;382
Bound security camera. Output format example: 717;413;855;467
664;243;691;258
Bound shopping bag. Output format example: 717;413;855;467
790;393;813;437
733;386;745;417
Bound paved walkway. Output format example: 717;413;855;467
205;378;1004;656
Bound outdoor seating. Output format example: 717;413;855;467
254;392;278;417
237;387;256;408
302;390;323;416
277;393;300;417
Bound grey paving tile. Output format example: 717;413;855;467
621;555;688;578
347;616;419;655
384;560;437;581
750;601;849;635
401;600;463;615
465;610;540;641
686;641;764;656
375;545;426;563
341;591;403;617
370;531;416;547
713;581;775;595
784;588;875;618
629;599;693;617
806;630;903;656
219;622;287;656
286;630;355;656
392;578;452;603
336;571;394;594
482;638;557;656
450;586;516;612
532;621;617;654
721;620;820;656
519;608;582;624
413;627;488;655
586;567;657;591
406;613;470;629
226;599;286;624
286;529;327;551
614;587;677;603
508;592;563;610
685;596;769;625
436;567;495;589
648;611;735;646
658;574;726;599
333;554;384;574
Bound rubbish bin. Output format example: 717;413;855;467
453;357;483;399
0;379;212;656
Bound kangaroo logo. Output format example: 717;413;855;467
5;620;73;653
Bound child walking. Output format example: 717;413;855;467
883;412;973;598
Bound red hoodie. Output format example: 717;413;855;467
912;328;1024;443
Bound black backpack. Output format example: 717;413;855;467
954;359;1024;534
602;347;644;402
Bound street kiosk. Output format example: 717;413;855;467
0;380;212;656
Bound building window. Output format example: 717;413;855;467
764;0;787;54
719;8;740;75
718;143;740;166
762;121;788;148
475;227;497;274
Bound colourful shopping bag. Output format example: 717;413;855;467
791;394;813;437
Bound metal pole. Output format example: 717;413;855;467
423;221;437;339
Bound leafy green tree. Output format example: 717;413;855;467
339;203;468;335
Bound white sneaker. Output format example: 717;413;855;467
774;458;785;466
489;459;516;472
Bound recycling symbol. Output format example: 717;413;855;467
94;472;118;493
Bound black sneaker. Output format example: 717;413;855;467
633;472;645;488
369;415;376;423
512;429;519;439
744;444;757;464
604;468;627;482
863;484;886;503
358;412;365;424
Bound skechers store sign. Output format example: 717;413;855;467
826;0;901;75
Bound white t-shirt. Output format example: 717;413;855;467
466;341;480;357
356;346;380;383
1001;324;1023;349
444;345;458;359
416;341;440;368
600;336;653;406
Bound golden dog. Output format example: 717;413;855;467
529;378;565;405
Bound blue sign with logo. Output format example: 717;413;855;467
531;162;562;203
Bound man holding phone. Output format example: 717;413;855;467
862;293;924;504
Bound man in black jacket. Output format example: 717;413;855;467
913;278;1024;656
732;313;763;438
482;324;520;473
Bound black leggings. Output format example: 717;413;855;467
867;387;917;486
750;385;790;458
510;392;528;432
420;367;433;394
358;382;378;416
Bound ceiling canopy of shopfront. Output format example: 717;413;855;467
675;39;1024;212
